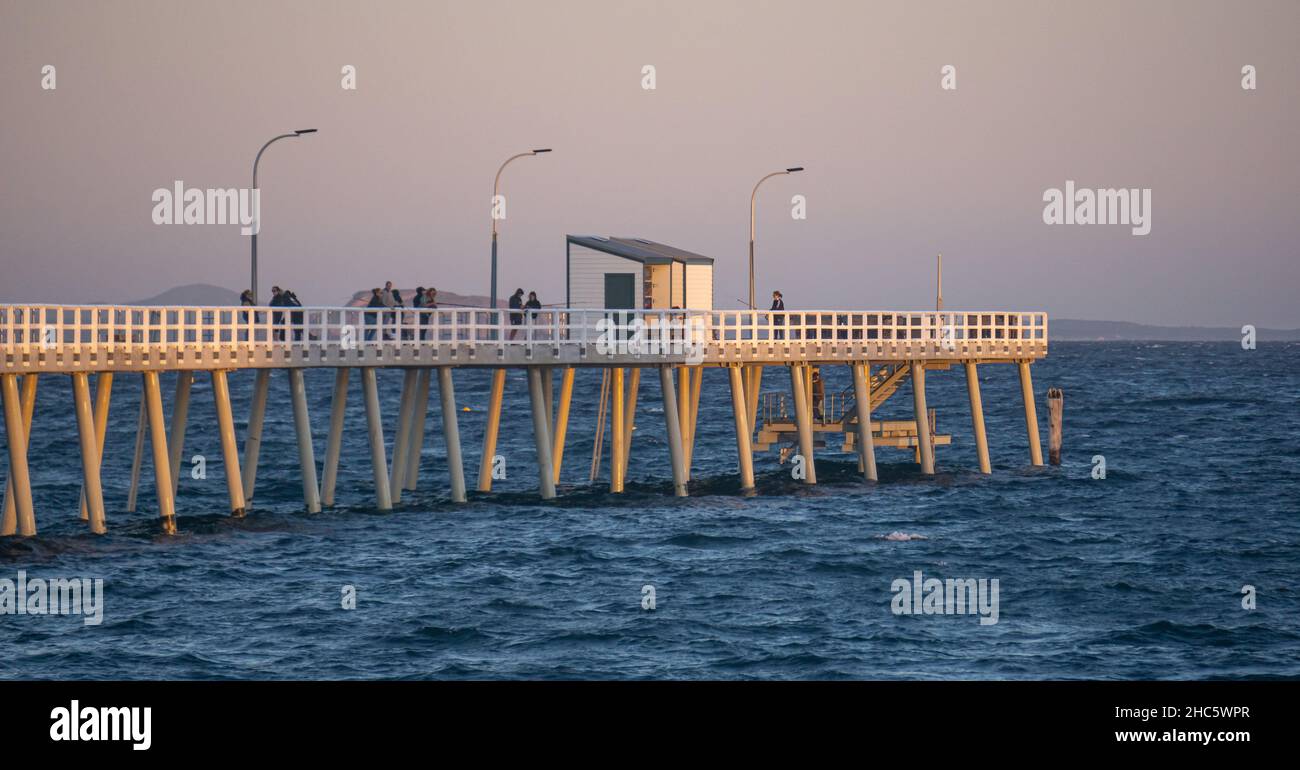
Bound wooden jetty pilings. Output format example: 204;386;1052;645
0;305;1048;536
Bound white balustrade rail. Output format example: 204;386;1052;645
0;305;1047;370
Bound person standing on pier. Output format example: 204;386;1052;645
270;286;286;341
283;288;304;341
508;288;525;340
526;291;543;339
365;287;384;341
239;289;254;337
421;287;438;340
381;281;399;340
770;290;785;340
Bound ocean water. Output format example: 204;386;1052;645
1;342;1297;680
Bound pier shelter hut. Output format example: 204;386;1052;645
565;236;714;311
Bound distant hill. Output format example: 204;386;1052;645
129;283;241;306
1052;319;1300;341
119;283;501;307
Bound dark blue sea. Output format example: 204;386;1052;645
2;342;1297;679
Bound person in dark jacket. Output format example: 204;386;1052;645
811;367;825;421
419;287;438;340
239;289;254;333
508;288;525;340
770;290;785;340
283;289;304;341
365;287;384;341
525;291;543;338
269;286;286;341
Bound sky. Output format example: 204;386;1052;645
1;0;1297;326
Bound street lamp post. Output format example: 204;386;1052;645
250;129;317;304
748;166;803;310
490;148;551;312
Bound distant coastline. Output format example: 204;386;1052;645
1049;319;1300;342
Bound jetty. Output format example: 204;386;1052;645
0;304;1047;536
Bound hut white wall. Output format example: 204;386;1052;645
684;263;714;310
646;264;672;308
670;261;685;308
567;243;642;309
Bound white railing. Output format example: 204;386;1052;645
0;305;1046;355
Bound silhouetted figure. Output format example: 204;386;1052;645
526;291;543;339
365;287;384;341
282;289;304;341
420;287;438;340
269;286;286;341
508;288;525;340
811;368;825;422
770;290;785;340
382;281;398;339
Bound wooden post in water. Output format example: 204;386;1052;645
320;367;351;507
912;362;935;475
1;374;37;536
80;372;113;521
620;367;640;482
143;370;177;534
551;366;574;484
361;367;392;510
288;368;321;513
965;362;991;474
404;367;432;491
659;365;687;497
437;367;467;503
746;364;764;439
609;367;625;493
71;372;107;534
542;366;554;436
2;373;38;536
242;368;271;502
677;365;690;475
527;366;556;500
211;369;246;516
477;369;506;492
686;366;702;477
126;392;146;514
167;370;193;496
1018;361;1044;466
389;368;418;502
788;364;817;484
850;362;878;482
1047;387;1064;465
728;365;755;491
